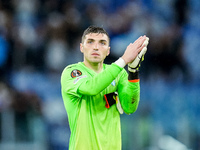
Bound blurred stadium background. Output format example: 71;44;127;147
0;0;200;149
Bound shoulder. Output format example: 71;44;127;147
65;62;82;70
62;62;84;72
61;62;85;79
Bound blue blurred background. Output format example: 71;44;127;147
0;0;200;149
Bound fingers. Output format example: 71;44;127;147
133;35;147;49
122;35;149;64
138;44;146;54
138;36;149;58
138;47;147;59
139;35;147;46
127;35;147;53
142;37;149;47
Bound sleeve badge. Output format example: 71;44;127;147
71;69;82;78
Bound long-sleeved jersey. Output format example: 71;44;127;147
61;62;140;150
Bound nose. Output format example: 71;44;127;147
93;43;99;50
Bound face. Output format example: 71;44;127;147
80;33;110;65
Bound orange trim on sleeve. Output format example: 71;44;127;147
128;79;140;83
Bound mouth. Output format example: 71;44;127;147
91;52;100;56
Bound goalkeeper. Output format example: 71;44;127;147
61;25;149;150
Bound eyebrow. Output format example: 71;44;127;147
99;39;107;43
87;38;108;43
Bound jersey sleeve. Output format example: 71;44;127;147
61;63;123;97
117;70;140;114
61;65;84;98
77;63;123;95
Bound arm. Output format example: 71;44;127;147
61;63;123;97
116;36;148;114
117;71;140;114
78;63;122;95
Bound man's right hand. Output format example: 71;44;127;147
121;35;147;65
128;37;149;72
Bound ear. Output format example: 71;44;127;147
107;47;110;56
80;43;83;53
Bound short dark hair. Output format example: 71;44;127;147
81;25;110;44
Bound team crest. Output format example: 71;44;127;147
111;80;116;86
71;69;82;78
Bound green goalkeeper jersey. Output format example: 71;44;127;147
61;62;140;150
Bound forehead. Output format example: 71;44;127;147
85;33;109;41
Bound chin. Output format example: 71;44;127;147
90;58;102;62
91;60;103;64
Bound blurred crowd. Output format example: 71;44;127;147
0;0;200;149
0;0;192;78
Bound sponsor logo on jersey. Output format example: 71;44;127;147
71;69;82;78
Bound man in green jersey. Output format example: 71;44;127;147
61;26;148;150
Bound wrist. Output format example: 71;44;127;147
115;57;126;68
128;71;139;82
121;56;128;65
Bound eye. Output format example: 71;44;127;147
100;41;106;45
87;40;93;44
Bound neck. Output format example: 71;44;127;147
83;60;103;73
